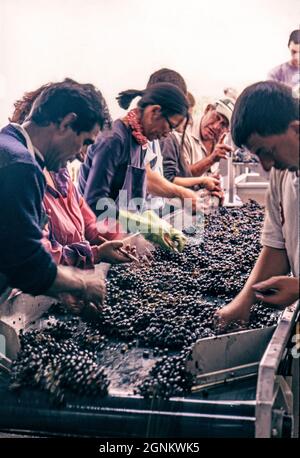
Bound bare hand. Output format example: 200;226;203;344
62;269;106;308
202;176;221;192
211;189;225;205
95;240;133;264
253;276;299;309
58;269;106;320
83;269;106;307
210;133;232;163
213;301;250;331
58;293;100;319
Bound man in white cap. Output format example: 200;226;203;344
159;97;234;212
170;97;234;209
183;97;235;176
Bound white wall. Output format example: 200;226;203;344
0;0;299;124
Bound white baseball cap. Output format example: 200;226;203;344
214;97;235;123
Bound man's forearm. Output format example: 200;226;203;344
189;156;213;177
173;176;203;188
232;246;290;308
173;177;199;188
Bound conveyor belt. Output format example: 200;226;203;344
1;303;298;438
0;375;257;437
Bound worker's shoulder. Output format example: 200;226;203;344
160;133;180;156
90;120;132;160
269;168;298;195
0;161;44;187
95;120;130;145
0;130;36;169
268;61;289;80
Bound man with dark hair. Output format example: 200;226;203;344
163;97;234;211
147;68;187;95
182;97;234;175
216;80;299;327
0;80;107;319
268;29;300;88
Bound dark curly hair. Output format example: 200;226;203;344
10;78;112;133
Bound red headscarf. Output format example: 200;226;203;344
122;108;148;149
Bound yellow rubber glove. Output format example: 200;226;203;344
142;211;187;252
118;209;172;251
118;210;187;252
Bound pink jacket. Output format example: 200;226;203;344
42;169;121;269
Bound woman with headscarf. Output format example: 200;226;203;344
78;83;190;217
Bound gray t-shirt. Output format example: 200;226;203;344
261;169;299;276
268;61;300;88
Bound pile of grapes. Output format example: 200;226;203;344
11;201;279;401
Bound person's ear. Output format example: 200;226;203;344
204;104;214;114
150;105;162;119
289;120;300;136
59;113;78;132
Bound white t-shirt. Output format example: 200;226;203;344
261;169;299;276
183;116;219;175
144;140;165;210
181;116;221;211
143;140;157;167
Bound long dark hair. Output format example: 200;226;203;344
116;82;189;119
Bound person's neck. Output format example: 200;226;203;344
202;139;215;154
22;121;51;156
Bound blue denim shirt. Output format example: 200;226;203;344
0;124;57;295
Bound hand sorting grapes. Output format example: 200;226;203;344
10;202;280;403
